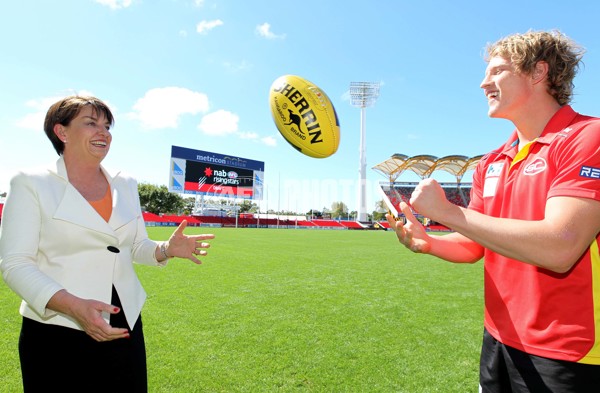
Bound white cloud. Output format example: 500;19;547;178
239;131;258;139
255;23;285;40
222;60;252;72
94;0;133;10
198;110;239;136
193;0;205;7
16;111;45;131
261;136;277;147
237;131;278;146
196;19;223;34
15;90;99;131
129;87;209;129
15;98;56;131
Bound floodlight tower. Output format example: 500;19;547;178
350;82;380;222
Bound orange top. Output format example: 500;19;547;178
88;185;112;222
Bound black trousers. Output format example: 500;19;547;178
19;286;147;393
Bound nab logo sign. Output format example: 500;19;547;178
580;166;600;179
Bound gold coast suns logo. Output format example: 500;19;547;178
523;158;547;176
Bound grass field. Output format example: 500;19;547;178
0;227;484;392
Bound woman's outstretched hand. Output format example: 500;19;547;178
164;220;215;264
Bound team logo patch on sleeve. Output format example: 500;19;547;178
580;166;600;179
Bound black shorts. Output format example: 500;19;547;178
480;328;600;393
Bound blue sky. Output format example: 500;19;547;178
2;0;599;214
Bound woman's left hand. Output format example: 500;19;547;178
164;220;215;264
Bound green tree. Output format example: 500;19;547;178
138;183;185;215
372;199;388;221
306;209;322;218
238;200;259;213
330;201;348;219
183;197;196;215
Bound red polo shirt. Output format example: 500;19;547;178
469;105;600;364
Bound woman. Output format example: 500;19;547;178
0;95;215;392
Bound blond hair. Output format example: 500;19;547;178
485;30;585;105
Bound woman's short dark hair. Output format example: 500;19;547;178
44;95;115;155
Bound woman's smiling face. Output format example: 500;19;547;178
58;105;112;163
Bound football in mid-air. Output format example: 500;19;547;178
269;75;340;158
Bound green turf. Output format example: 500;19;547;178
0;228;484;392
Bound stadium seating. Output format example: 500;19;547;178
340;221;366;229
297;220;316;227
162;215;203;226
141;214;370;230
376;221;391;229
443;187;468;207
142;212;170;226
310;219;345;228
386;183;472;208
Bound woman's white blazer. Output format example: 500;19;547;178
0;156;165;331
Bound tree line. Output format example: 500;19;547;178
138;183;387;221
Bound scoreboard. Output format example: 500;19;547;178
169;145;264;200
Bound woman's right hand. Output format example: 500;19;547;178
47;290;130;342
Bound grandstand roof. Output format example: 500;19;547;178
372;153;484;182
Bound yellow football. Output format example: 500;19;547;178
269;75;340;158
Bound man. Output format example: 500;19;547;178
387;30;600;392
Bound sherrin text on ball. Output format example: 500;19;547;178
269;75;340;158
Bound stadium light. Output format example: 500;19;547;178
350;82;380;222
